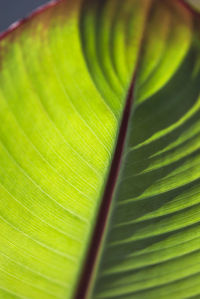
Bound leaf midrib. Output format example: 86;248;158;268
75;2;154;297
75;76;135;299
74;0;197;298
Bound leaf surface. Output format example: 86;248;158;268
0;0;200;298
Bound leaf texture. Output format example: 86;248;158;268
90;1;200;298
0;0;199;299
0;0;135;297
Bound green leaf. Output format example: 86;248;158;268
0;0;200;298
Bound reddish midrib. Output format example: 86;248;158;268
75;1;198;298
0;0;197;298
75;77;135;299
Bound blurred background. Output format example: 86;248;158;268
0;0;50;33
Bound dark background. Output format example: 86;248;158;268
0;0;50;34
